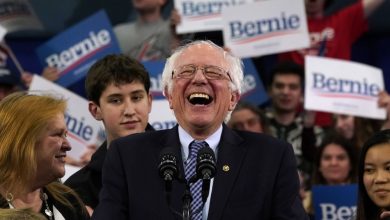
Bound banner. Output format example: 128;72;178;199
36;10;121;87
305;56;385;120
222;0;309;58
29;75;105;160
0;0;43;33
175;0;255;34
312;184;357;220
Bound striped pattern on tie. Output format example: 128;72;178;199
185;141;207;220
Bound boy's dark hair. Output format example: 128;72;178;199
85;54;151;105
269;61;304;87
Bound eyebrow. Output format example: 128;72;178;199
106;89;147;97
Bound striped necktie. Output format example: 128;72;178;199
185;141;207;220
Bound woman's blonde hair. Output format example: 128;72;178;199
0;92;87;214
0;91;67;194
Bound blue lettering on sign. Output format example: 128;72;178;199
182;0;243;16
312;72;380;97
229;12;300;40
64;113;93;141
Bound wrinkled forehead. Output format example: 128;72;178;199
175;43;229;69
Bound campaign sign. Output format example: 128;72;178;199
0;0;43;33
240;58;268;104
142;59;268;130
175;0;255;34
305;56;386;120
222;0;309;58
312;184;357;220
36;10;121;87
29;75;105;160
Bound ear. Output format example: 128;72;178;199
88;101;103;121
228;91;240;111
164;88;174;109
147;93;153;113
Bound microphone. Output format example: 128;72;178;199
158;147;178;192
196;146;216;203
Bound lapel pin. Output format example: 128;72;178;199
222;165;230;172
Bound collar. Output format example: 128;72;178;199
178;125;222;161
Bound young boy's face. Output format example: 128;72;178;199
89;81;152;143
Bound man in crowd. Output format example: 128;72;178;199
265;61;323;180
114;0;177;61
65;54;154;215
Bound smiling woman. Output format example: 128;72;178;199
0;91;89;220
356;129;390;220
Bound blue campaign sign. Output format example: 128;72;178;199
36;10;121;87
312;184;358;220
142;58;268;105
241;58;268;105
142;60;166;100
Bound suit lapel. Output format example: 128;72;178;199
208;125;247;220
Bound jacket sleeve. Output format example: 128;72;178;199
91;141;129;220
271;142;310;220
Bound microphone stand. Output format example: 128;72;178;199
182;181;192;220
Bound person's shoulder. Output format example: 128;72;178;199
64;165;93;187
111;129;173;149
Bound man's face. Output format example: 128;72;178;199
269;74;302;113
166;43;239;136
89;81;152;143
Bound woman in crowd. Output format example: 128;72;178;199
0;92;89;219
306;132;359;218
356;129;390;220
312;132;358;185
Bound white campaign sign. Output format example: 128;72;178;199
29;75;105;159
175;0;255;34
222;0;309;58
305;56;386;120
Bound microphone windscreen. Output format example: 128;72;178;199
158;147;178;180
196;146;216;179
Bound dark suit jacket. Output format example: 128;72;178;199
92;124;308;220
65;124;155;209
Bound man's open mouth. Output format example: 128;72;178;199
188;93;213;105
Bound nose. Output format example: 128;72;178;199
374;169;390;184
329;157;339;166
123;99;136;116
62;138;72;152
192;68;208;83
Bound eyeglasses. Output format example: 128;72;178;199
172;64;232;81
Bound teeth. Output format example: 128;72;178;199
189;93;210;100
